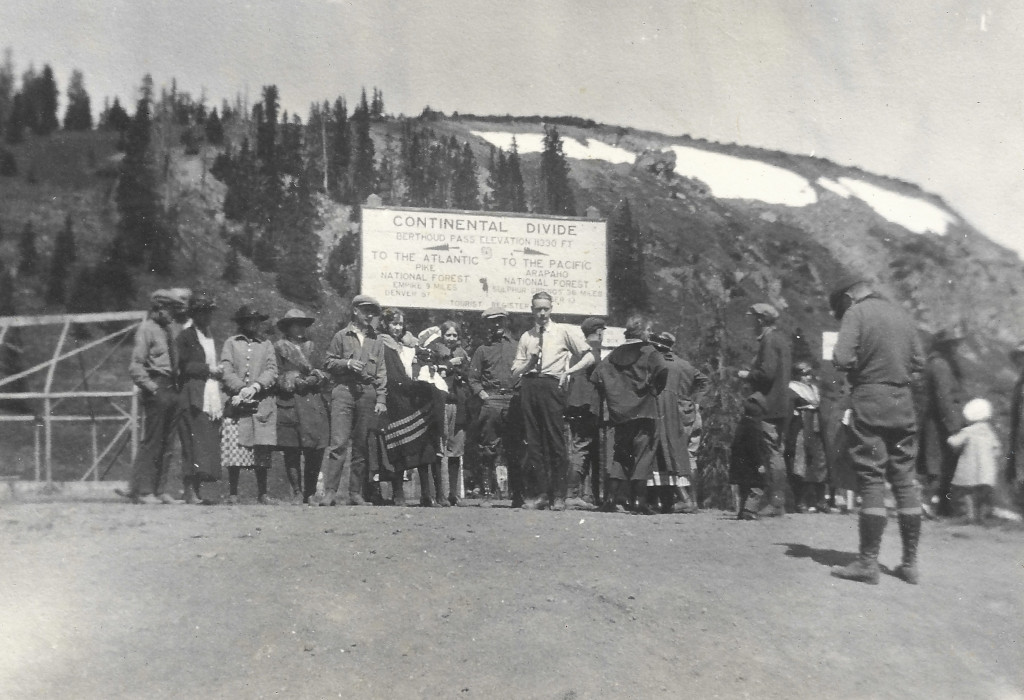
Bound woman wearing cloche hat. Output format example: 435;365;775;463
220;304;279;504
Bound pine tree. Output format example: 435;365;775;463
537;127;576;215
101;97;131;133
370;87;384;120
328;97;350;203
33;65;59;135
607;198;649;316
17;222;39;275
350;88;376;203
325;232;358;297
0;49;14;136
506;138;527;212
47;214;78;302
222;245;241;283
63;69;92;131
276;175;321;303
115;80;160;265
5;92;24;144
0;264;15;315
452;142;480;210
205;106;224;144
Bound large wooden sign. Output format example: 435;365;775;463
360;206;608;315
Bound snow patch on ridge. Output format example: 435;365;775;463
837;177;956;235
669;146;817;207
817;177;851;198
470;131;635;165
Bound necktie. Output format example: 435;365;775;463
537;324;545;372
165;327;178;382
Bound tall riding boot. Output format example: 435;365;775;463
832;514;886;584
432;461;448;507
894;513;921;584
448;457;462;505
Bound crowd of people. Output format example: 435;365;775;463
118;288;714;513
118;282;1022;573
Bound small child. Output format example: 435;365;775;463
729;392;770;520
947;398;1000;523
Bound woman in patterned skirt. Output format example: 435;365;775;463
220;305;279;504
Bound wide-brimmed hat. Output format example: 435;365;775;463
581;317;607;337
650;330;675;349
351;294;381;312
188;291;217;314
746;303;779;322
481;304;508;319
277;308;315;331
829;274;869;316
232;304;269;323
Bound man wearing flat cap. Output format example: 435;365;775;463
737;302;791;516
828;276;925;585
119;289;182;504
320;294;388;506
468;304;521;505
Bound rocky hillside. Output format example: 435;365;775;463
2;116;1021;499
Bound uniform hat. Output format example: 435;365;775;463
351;294;381;311
747;303;779;321
481;304;508;319
232;304;269;322
580;317;607;337
150;289;176;308
932;322;967;346
166;287;192;308
188;291;217;313
829;274;869;316
277;308;315;331
962;397;992;424
650;331;676;349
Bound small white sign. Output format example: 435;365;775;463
600;326;626;359
822;331;838;361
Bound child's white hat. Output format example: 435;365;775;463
962;398;992;424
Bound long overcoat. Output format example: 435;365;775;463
917;352;965;479
274;338;329;450
221;334;278;447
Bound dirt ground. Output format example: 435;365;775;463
1;500;1021;700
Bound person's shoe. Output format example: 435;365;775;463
347;494;372;506
564;496;590;510
672;501;698;514
549;498;567;512
157;493;182;505
138;494;161;505
392;485;406;507
183;486;202;505
521;497;548;510
448;495;461;507
756;504;785;518
257;494;278;505
599;501;627;514
738;509;759;521
318;490;337;507
114;487;140;502
510;496;525;509
831;556;880;585
224;494;240;505
289;491;304;505
419;496;434;507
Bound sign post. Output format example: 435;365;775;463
360;206;608;315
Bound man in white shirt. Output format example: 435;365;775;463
512;291;595;510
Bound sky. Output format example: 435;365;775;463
3;0;1023;257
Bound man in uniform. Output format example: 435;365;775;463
737;303;791;516
118;289;181;504
468;304;520;506
320;295;388;506
829;277;925;585
511;291;594;510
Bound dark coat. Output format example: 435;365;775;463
729;393;769;488
274;338;329;450
917;352;965;478
176;326;215;409
747;327;791;421
1008;372;1024;483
